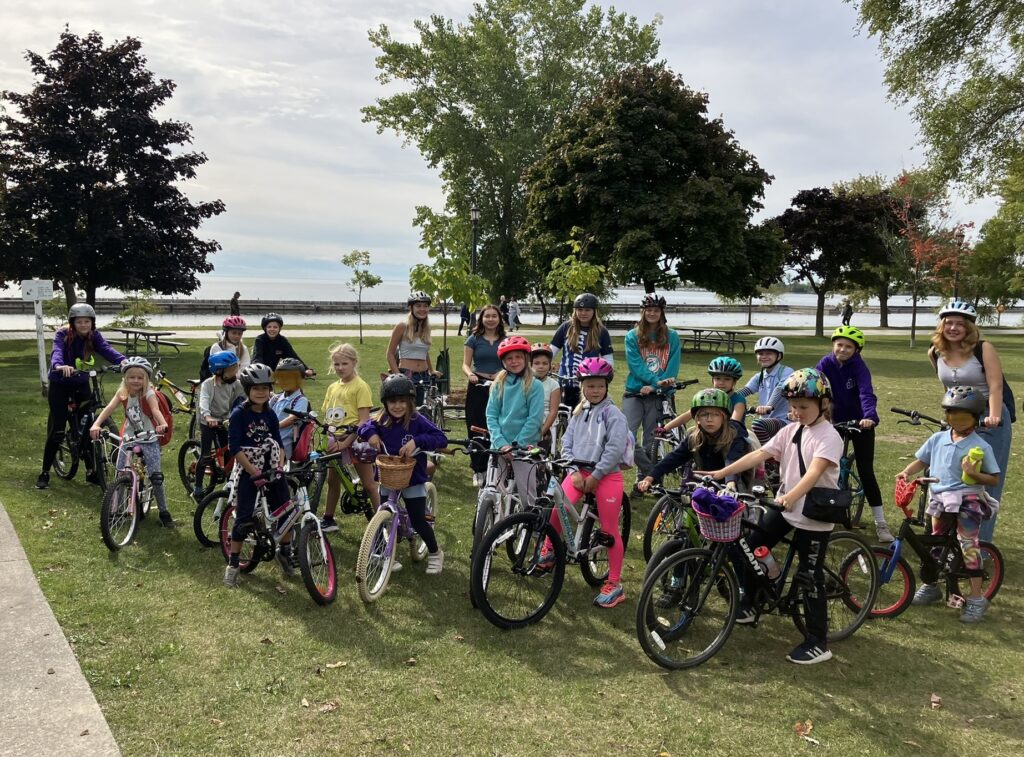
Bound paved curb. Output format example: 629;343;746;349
0;500;120;756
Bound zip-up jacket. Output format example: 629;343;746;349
49;328;125;386
561;397;628;481
485;373;545;449
650;420;748;485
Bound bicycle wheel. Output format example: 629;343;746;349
791;530;878;642
177;440;203;492
53;421;79;480
643;536;694;583
411;483;438;562
355;510;396;603
649;437;682;490
219;504;259;573
948;541;1004;602
298;519;337;605
635;548;739;670
472;489;500;545
471;512;565;630
307;466;328;512
642;493;685;563
100;477;138;552
843;545;914;620
846;469;866;528
187;411;198;441
579;497;633;587
193;488;229;547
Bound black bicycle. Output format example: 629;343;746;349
623;379;699;491
52;367;119;491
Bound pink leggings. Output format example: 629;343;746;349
549;470;625;583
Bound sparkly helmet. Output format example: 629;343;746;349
782;368;832;400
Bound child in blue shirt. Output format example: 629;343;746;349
269;358;311;463
896;386;1000;623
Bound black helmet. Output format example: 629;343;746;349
573;292;599;310
275;357;305;373
381;374;416;402
239;362;275;390
261;312;284;329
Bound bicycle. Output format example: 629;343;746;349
413;374;448;432
469;452;632;629
635;481;878;669
624;379;699;490
832;420;867;528
177;417;234;498
640;482;706;564
151;358;201;440
848;407;1005;620
469;431;530;552
98;430;160;552
53;366;119;492
219;469;338;605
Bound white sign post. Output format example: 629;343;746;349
21;279;54;396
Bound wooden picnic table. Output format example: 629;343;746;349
677;328;753;353
109;327;186;358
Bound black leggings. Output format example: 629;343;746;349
560;384;580;410
42;382;93;473
465;381;491;473
196;425;229;490
404;495;438;553
844;426;883;513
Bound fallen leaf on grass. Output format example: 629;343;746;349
325;661;347;669
405;658;417;666
902;740;922;748
47;668;55;675
794;720;820;745
434;692;442;701
453;634;465;642
210;719;223;727
319;701;338;714
80;730;89;736
163;552;172;558
657;750;671;757
966;715;995;725
260;637;274;645
48;509;58;517
930;694;942;710
301;698;309;708
275;586;287;595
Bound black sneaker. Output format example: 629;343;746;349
320;515;339;533
85;469;102;486
786;640;833;665
735;607;757;625
159;511;176;528
35;472;50;490
277;548;297;577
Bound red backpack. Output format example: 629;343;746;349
291;422;316;463
121;390;174;446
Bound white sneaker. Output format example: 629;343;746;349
426;549;444;575
391;559;403;574
223;565;240;588
472;473;483;487
875;521;895;543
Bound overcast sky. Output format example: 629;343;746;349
0;1;998;298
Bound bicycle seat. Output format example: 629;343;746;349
187;379;202;387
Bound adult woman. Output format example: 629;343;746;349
462;304;505;486
623;292;680;485
386;291;441;406
550;292;614;409
36;304;125;490
928;300;1012;542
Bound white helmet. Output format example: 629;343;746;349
120;356;153;378
938;299;977;323
754;336;785;356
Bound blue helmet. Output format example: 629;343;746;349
208;351;239;374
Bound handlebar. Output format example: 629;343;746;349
102;429;160;445
623;379;699;399
283;407;358;435
891;407;946;428
832;420;863;433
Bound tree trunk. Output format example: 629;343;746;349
357;292;364;344
815;289;826;337
910;287;918;350
60;278;78;308
878;281;889;328
442;302;449;351
746;296;753;328
85;283;97;307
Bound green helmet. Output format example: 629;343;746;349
782;368;832;400
690;388;731;412
707;356;743;379
831;325;865;348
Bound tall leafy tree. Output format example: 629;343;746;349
0;29;224;306
961;161;1024;313
361;0;660;303
848;0;1024;192
520;65;785;297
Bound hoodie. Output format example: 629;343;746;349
815;351;879;424
561;397;629;481
358;412;448;487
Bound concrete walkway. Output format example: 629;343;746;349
0;500;120;756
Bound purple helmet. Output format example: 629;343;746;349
576;356;614;382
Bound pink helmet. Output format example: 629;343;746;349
222;316;247;331
576;356;613;382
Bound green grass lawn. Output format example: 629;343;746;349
1;333;1022;755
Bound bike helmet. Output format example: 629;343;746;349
938;299;978;323
753;336;785;356
68;303;96;322
239;362;274;389
381;373;416;402
573;292;599;310
408;291;432;306
529;342;554;359
222;316;247;331
120;356;153;378
497;335;531;358
690;388;730;412
208;351;239;374
831;325;865;348
782;368;832;400
261;312;284;329
275;357;305;374
707;356;743;379
576;356;614;382
641;292;667;309
941;385;987;416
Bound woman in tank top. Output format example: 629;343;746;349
387;291;442;405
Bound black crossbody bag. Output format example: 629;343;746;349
793;426;852;527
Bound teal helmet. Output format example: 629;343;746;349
707;356;743;379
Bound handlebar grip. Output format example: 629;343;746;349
890;407;912;415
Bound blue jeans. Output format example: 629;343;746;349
977;403;1012;542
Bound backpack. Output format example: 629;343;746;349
198;344;213;381
928;341;1016;423
291;422;316;463
121;390;174;446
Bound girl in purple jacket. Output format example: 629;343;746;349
359;374;448;575
37;304;125;490
815;326;893;542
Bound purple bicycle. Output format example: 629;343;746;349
99;429;160;552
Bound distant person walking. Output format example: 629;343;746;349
458;303;471;336
841;301;853;326
230;291;241;317
508;297;521;331
499;296;510;327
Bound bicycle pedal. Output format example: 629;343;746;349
592;530;615;547
947;594;965;609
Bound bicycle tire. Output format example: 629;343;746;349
844;466;865;528
635;547;739;670
844;545;914;620
187;411;198;441
948;541;1004;603
307;466;328;512
470;512;565;630
53;421;79;480
642;493;685;563
649;437;683;491
791;530;878;642
298;519;337;605
411;483;438;562
177;439;203;492
193;488;230;547
355;509;396;603
472;489;500;547
643;536;694;583
219;504;260;573
579;497;632;587
100;477;138;552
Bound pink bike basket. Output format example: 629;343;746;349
692;499;746;543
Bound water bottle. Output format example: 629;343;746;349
961;446;985;484
754;546;780;579
173;388;188;406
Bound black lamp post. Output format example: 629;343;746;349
470;204;480;275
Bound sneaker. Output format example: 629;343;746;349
960;596;989;624
735;607;757;625
534;547;556;574
159;511;176;528
654;589;681;608
594;581;625;608
391;559;403;574
912;583;942;605
223;565;240;588
277;548;297;577
874;521;895;543
35;472;50;490
320;515;339;533
426;549;444;575
85;469;102;486
786;640;833;665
